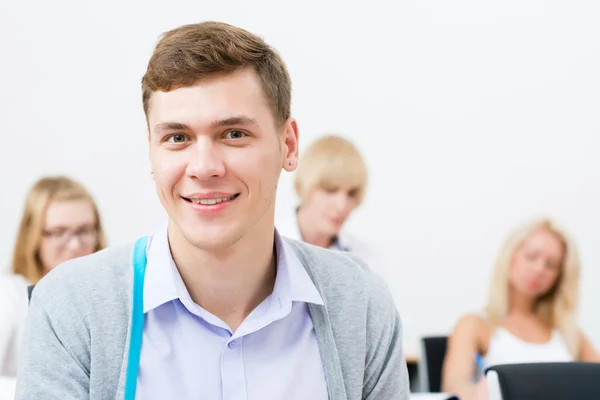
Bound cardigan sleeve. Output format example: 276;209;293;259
15;286;90;399
362;274;411;400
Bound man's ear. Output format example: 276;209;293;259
282;118;299;172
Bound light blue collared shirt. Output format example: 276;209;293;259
136;227;328;400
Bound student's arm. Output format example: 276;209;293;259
0;295;15;376
15;295;89;399
362;284;410;399
442;314;488;400
579;332;600;362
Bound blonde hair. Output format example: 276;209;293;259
11;176;107;283
485;217;581;358
295;135;368;204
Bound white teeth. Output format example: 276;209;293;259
190;195;236;205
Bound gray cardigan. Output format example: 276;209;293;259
16;238;410;399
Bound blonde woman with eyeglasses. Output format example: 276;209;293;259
442;217;600;400
0;176;106;377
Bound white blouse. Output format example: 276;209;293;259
484;327;573;367
0;274;30;377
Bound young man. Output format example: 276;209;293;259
16;22;410;400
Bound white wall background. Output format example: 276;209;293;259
1;0;599;356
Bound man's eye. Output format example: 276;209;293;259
226;131;246;139
168;134;187;143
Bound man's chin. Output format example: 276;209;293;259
182;229;243;253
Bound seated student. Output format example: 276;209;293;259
442;217;600;400
0;176;106;377
278;135;374;258
16;22;409;399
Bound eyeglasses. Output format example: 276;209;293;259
42;226;98;248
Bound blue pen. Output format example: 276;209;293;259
474;353;487;374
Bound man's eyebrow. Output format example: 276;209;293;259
210;116;258;128
154;122;190;133
153;116;258;133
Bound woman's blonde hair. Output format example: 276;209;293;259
485;217;581;357
11;176;107;283
294;135;368;204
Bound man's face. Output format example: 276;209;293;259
147;68;298;251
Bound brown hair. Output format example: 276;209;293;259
142;21;292;127
11;176;107;283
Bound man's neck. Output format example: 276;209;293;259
168;223;277;332
296;207;335;248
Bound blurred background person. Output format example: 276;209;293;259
442;217;600;400
0;176;107;377
277;135;375;257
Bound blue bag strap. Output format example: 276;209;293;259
124;236;149;400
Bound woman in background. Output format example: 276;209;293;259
442;217;600;400
277;134;374;258
0;176;107;377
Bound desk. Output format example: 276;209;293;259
410;393;452;400
0;376;16;400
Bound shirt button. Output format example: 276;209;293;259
228;340;236;348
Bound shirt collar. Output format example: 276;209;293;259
143;227;179;313
272;229;324;305
143;226;323;314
